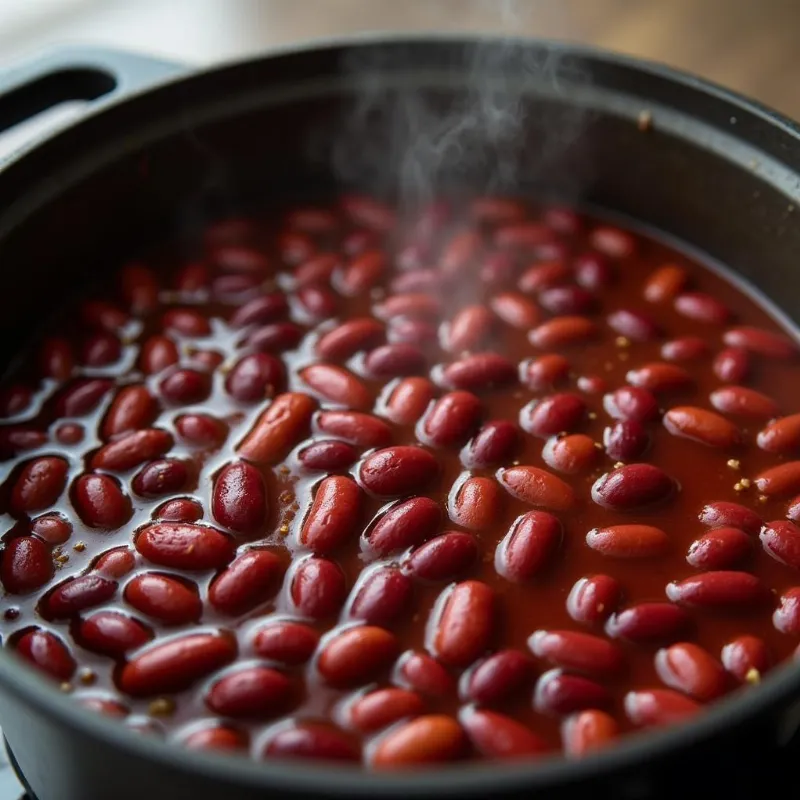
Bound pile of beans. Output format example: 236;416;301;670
1;194;800;768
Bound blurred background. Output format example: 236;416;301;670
0;0;799;117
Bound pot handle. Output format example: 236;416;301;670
0;46;186;161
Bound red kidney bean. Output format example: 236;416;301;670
365;343;425;378
31;513;72;545
666;571;768;609
442;353;517;392
471;196;525;223
162;308;211;337
444;305;494;353
382;377;435;426
124;573;201;625
246;322;305;353
710;385;779;419
496;511;561;582
236;392;316;464
566;575;622;625
406;532;477;582
562;710;618;756
211;461;267;535
224;353;285;402
439;230;482;278
10;456;68;515
228;293;288;329
433;580;495;667
607;309;661;341
174;262;211;292
626;362;692;393
466;649;532;705
394;651;455;696
91;429;172;471
316;318;384;360
175;413;227;448
603;386;660;423
120;632;237;697
340;194;394;231
207;666;293;718
0;425;47;454
190;352;223;374
529;316;597;349
252;621;320;665
372;715;464;768
56;379;113;417
336;250;386;296
390;319;440;347
44;574;117;618
1;536;53;594
687;527;751;570
349;688;424;733
522;354;571;390
449;476;502;532
655;642;727;701
72;474;132;529
298;439;358;471
699;501;762;535
263;723;360;763
102;386;158;439
391;268;441;293
498;465;575;511
606;603;691;643
0;385;32;418
624;689;700;728
120;263;159;313
577;375;607;395
756;463;800;499
359;446;438;497
299;364;371;409
159;368;211;405
723;326;798;360
80;696;130;718
15;629;75;680
300;476;361;555
349;567;413;626
376;293;441;321
367;496;441;556
603;420;649;462
518;261;571;293
315;410;392;448
521;393;586;438
661;336;709;362
714;347;750;383
643;264;687;303
591;464;674;511
135;522;234;570
55;423;83;445
317;626;398;687
760;519;800;569
82;300;128;332
291;557;346;619
495;221;552;250
211;245;269;273
539;285;595;315
490;292;540;330
529;630;624;678
421;391;482;448
208;550;284;616
39;337;74;380
183;726;248;752
773;587;800;634
758;413;800;454
534;669;611;715
674;292;730;324
587;524;669;558
721;635;770;682
279;231;315;265
663;406;740;448
139;335;179;375
93;547;136;579
462;708;548;760
132;459;189;499
460;420;519;469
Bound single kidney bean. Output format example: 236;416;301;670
449;476;502;532
0;384;33;418
461;708;547;760
674;292;730;325
358;446;438;496
0;426;47;454
176;413;227;448
498;465;575;511
714;347;750;383
91;429;173;471
207;666;294;718
518;261;570;293
539;285;595;315
316;318;384;360
721;635;770;682
211;244;269;273
162;308;211;337
521;394;585;438
290;557;347;619
132;459;189;499
120;263;159;313
760;520;800;569
44;574;117;618
461;419;519;468
298;439;358;472
389;319;438;348
534;669;611;715
561;710;619;756
300;476;361;555
365;343;425;378
336;250;386;296
406;531;478;582
439;230;482;277
699;501;762;535
211;461;267;535
252;621;320;665
566;575;622;625
183;726;248;752
81;300;128;332
522;354;570;391
102;386;158;439
710;385;779;419
299;364;371;409
394;651;455;696
224;353;285;402
263;722;360;762
442;353;517;392
687;527;751;570
643;264;688;303
72;474;132;529
626;362;692;393
543;434;599;474
591;227;635;258
433;580;495;667
317;626;399;687
624;689;700;728
607;309;661;341
80;696;130;719
661;336;709;362
496;511;561;582
349;688;424;733
587;524;669;559
444;305;494;353
606;603;691;643
136;522;234;570
120;632;237;697
421;391;482;448
773;588;800;634
371;715;464;768
391;268;441;293
603;420;650;462
124;573;201;625
758;413;800;453
367;496;441;556
159;368;211;405
755;463;800;499
208;549;284;616
466;649;533;705
529;316;597;349
236;392;316;464
246;322;305;353
490;292;540;330
591;464;674;511
314;410;392;448
666;571;768;609
93;547;136;579
174;262;210;292
139;335;179;375
229;293;288;328
1;536;53;594
663;406;740;448
30;514;72;546
723;326;798;359
10;456;69;515
15;629;75;680
348;567;413;627
39;337;74;380
529;630;624;678
603;386;660;423
382;377;436;426
375;293;441;321
655;642;727;701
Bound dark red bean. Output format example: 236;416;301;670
44;574;117;618
10;456;69;515
520;393;586;438
207;666;294;718
159;369;211;405
72;474;132;529
229;293;288;328
603;420;649;462
368;496;441;556
460;419;520;468
348;567;413;626
603;386;660;423
358;446;438;497
297;439;358;471
422;391;482;448
1;537;53;594
225;353;285;402
124;573;201;625
467;650;533;705
406;532;478;582
290;557;347;619
534;669;611;715
247;322;305;353
252;621;320;665
15;629;75;680
132;459;189;499
211;461;267;535
566;575;621;625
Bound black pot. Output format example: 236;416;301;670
0;36;799;800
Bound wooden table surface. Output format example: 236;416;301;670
0;0;798;119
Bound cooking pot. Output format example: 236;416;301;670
0;35;799;800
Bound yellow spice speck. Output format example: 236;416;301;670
148;698;176;717
60;682;73;693
614;461;624;469
745;668;761;685
594;442;604;450
615;336;630;348
618;352;630;362
758;494;768;504
727;459;741;470
637;110;653;131
588;412;597;420
73;541;86;552
740;478;752;488
79;668;96;685
279;524;290;535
